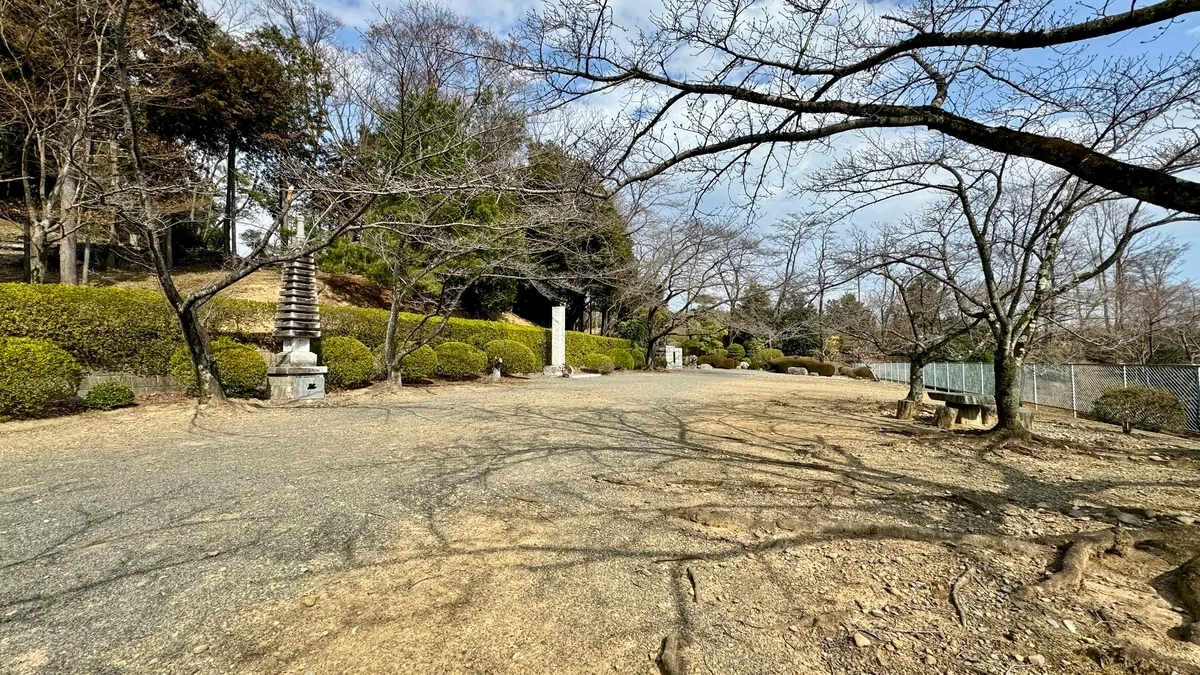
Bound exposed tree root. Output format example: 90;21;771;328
951;567;974;627
656;634;688;675
1083;645;1200;674
669;509;1047;558
1178;555;1200;645
1016;530;1124;600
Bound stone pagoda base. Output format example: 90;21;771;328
268;366;327;401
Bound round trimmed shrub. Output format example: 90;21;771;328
726;344;746;359
758;348;784;363
0;337;83;419
630;347;647;369
698;354;737;369
850;366;878;381
169;337;267;398
85;381;135;411
582;353;615;374
1093;386;1186;432
399;344;438;381
435;341;486;378
484;339;539;374
606;348;635;371
768;356;835;376
322;337;376;388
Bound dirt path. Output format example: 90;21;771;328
1;371;1198;674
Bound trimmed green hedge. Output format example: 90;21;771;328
631;347;646;369
399;344;438;381
582;353;615;374
322;337;376;388
0;283;180;375
698;354;737;369
1093;386;1186;432
607;348;635;370
0;337;83;419
768;356;835;376
0;284;634;376
726;344;746;359
169;338;267;398
85;381;136;411
757;348;784;363
435;342;486;378
484;340;539;374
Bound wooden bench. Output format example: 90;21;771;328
927;390;997;425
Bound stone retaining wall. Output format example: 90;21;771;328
79;373;186;398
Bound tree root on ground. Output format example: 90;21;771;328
656;634;689;675
1017;526;1200;646
1015;529;1132;600
1178;555;1200;645
668;508;1047;557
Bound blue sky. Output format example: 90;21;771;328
302;0;1200;281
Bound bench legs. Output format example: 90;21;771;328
896;399;918;420
957;405;981;423
934;405;958;429
981;405;997;426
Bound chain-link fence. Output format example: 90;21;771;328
868;361;1200;432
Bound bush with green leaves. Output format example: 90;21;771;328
435;342;486;378
484;339;539;374
582;353;615;374
0;284;637;378
757;348;784;362
322;337;376;388
169;338;267;398
697;354;738;369
726;344;746;359
0;283;179;375
398;344;438;381
630;347;647;369
85;381;136;411
768;356;835;376
606;348;635;370
1093;387;1186;432
0;337;83;419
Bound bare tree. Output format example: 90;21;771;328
521;0;1200;213
816;136;1197;432
620;204;758;359
0;0;124;283
837;239;979;400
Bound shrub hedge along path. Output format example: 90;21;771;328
0;283;632;377
2;370;1198;674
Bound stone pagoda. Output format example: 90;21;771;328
267;229;327;400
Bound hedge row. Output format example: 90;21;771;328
767;356;836;376
0;284;633;375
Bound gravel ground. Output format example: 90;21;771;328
1;370;1199;675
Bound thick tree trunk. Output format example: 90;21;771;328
29;220;49;283
57;158;80;285
906;361;926;402
58;229;78;284
81;238;91;285
176;303;226;405
645;315;667;368
224;139;237;257
992;349;1024;432
383;289;403;384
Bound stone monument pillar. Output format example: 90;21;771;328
268;235;327;400
543;305;566;376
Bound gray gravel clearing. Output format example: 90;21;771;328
1;370;1199;674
